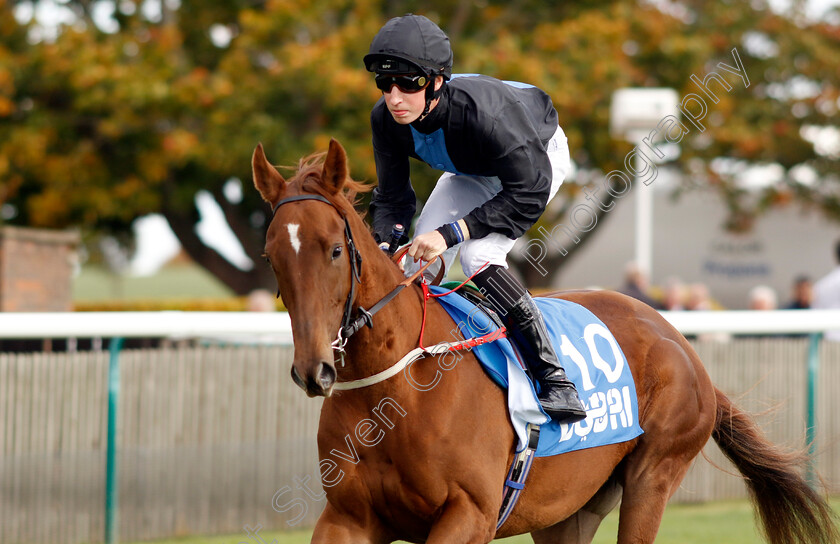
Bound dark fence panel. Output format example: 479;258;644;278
1;339;837;543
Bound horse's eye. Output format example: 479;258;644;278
331;246;343;260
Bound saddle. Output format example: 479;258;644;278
427;281;644;529
439;280;505;329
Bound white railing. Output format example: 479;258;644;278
660;309;840;335
0;309;838;339
0;311;293;341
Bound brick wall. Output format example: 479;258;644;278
0;226;80;312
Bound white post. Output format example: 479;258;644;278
610;88;679;282
634;150;653;279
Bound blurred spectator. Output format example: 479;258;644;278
748;285;777;310
743;285;779;339
685;283;713;311
662;277;686;311
247;289;277;312
619;261;663;309
785;275;813;310
813;239;840;341
684;282;729;342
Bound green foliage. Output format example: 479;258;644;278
2;0;838;289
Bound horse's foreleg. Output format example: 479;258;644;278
425;490;497;544
310;502;384;544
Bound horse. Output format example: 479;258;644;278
252;138;838;544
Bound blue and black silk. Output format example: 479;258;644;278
369;74;561;244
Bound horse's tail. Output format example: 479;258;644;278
712;387;839;544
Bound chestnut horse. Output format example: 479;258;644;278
253;139;838;544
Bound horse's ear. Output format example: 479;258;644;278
252;143;286;204
321;139;348;195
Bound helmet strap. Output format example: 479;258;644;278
418;74;445;121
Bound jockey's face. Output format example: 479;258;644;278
383;76;443;125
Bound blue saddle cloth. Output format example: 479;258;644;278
429;286;644;456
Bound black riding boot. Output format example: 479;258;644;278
473;266;587;425
507;294;587;424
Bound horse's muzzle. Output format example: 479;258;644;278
291;361;337;397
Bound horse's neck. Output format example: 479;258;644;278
352;224;413;311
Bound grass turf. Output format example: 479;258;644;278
114;497;840;544
73;264;233;302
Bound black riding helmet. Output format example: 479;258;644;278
364;14;453;119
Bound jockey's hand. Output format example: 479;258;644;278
408;231;447;263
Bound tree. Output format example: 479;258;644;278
2;0;838;292
2;0;380;293
462;1;840;285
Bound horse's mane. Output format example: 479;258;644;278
282;151;372;218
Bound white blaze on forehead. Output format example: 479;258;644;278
286;223;302;254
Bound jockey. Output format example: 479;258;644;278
364;14;586;425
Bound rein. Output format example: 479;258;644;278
340;246;443;339
270;194;442;366
271;192;526;530
334;256;504;391
271;193;504;386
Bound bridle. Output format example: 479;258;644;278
270;193;529;531
270;194;442;366
270;193;504;394
270;194;364;363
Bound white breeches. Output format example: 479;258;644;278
411;126;571;277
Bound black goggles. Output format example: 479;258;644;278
374;73;430;93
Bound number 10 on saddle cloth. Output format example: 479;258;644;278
430;285;644;456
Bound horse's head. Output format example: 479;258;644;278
252;139;374;397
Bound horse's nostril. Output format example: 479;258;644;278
318;361;337;390
291;361;336;397
291;366;307;391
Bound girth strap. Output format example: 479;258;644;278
497;424;541;530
